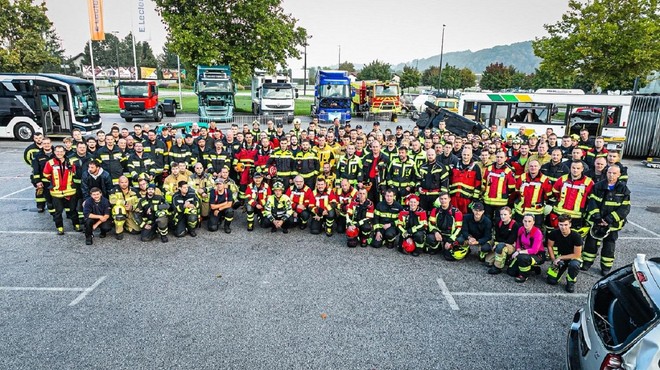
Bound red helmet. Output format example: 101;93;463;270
268;165;278;178
402;238;416;253
346;225;359;238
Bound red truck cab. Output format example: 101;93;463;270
116;80;178;122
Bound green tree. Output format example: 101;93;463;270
154;0;307;81
421;66;440;87
338;61;355;73
533;0;660;91
439;64;461;91
357;60;392;81
459;67;476;89
480;62;517;90
158;42;180;69
0;0;61;72
530;66;574;90
399;65;421;90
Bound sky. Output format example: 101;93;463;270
45;0;571;79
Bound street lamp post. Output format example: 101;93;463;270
303;35;312;96
338;45;341;68
111;31;121;82
438;24;446;92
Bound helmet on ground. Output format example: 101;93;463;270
346;225;359;239
402;238;416;253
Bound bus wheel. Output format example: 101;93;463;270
14;122;34;141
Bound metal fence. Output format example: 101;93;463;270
624;96;660;158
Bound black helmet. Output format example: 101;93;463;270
590;224;610;240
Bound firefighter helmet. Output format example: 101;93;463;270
234;162;245;173
346;225;359;239
268;165;278;178
402;238;416;253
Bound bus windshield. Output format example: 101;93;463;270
119;84;149;97
375;84;399;97
262;86;293;100
72;83;99;117
320;84;349;98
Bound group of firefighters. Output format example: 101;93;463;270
24;117;631;292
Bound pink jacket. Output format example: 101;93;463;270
516;226;544;255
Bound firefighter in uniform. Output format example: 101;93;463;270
582;165;630;276
82;187;113;245
127;142;155;186
234;132;259;204
396;194;428;256
335;143;363;190
245;171;271;231
482;151;516;223
309;177;337;236
514;159;553;228
550;161;594;235
32;137;54;213
163;162;191;204
361;141;389;204
426;192;463;255
486;206;521;274
262;180;294;233
449;148;482;215
42;145;81;234
109;176;140;240
373;188;404;248
171;181;199;237
295;140;320;189
24;132;44;211
417;149;450;212
143;130;169;186
96;135;127;186
508;213;545;283
190;163;215;219
286;175;314;230
208;178;234;233
546;214;583;293
386;146;416;202
135;183;170;243
204;140;230;179
346;187;375;248
268;137;295;187
335;179;358;233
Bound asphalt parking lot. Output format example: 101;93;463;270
1;119;660;369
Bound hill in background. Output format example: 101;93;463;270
392;40;541;74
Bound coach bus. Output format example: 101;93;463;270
0;73;102;141
458;90;632;150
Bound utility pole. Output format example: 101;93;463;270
338;45;341;68
111;31;121;82
303;35;312;96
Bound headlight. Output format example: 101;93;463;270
120;109;125;113
147;109;153;113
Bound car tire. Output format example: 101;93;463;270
14;122;34;141
124;117;133;123
155;107;163;122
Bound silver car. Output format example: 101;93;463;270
567;254;660;369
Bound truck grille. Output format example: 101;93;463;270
124;101;145;111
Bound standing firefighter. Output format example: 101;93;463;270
450;149;482;215
582;165;631;276
346;187;375;248
42;145;80;234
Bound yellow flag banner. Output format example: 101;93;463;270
141;67;158;80
87;0;105;41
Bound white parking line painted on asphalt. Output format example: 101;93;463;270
619;237;660;240
436;278;460;311
627;221;660;238
0;276;107;307
452;292;588;298
0;231;64;235
0;186;33;199
69;276;107;306
0;197;33;201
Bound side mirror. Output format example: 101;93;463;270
295;89;299;99
255;91;259;98
114;86;118;96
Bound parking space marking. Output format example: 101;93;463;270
69;276;107;306
0;276;107;307
0;231;65;235
627;221;660;238
619;236;660;240
452;292;588;298
436;278;460;311
0;197;33;201
0;186;33;199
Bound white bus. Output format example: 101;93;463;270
0;73;102;141
458;90;632;150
